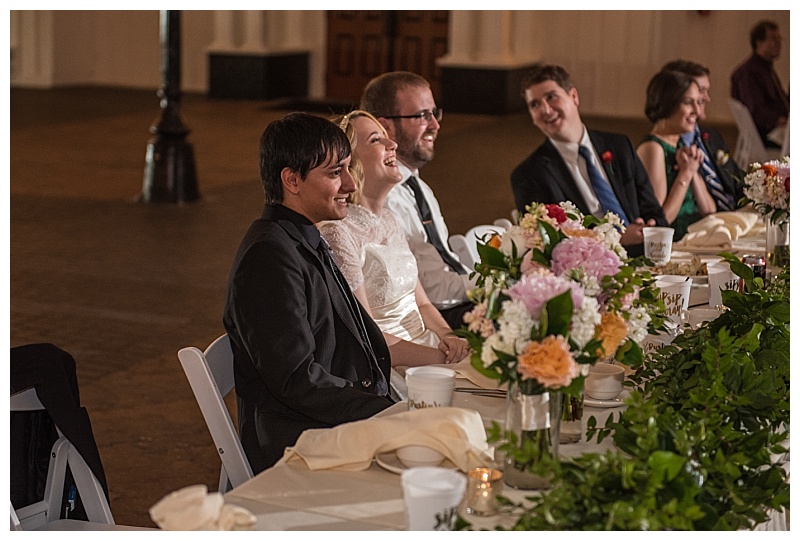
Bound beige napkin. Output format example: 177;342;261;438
149;485;256;531
675;211;762;252
279;407;494;472
451;357;506;390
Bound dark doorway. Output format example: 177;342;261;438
326;11;449;103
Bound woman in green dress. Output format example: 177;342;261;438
636;70;717;240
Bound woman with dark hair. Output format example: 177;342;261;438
637;70;717;240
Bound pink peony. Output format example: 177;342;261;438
507;274;584;320
550;237;621;281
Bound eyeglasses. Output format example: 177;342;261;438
383;108;443;124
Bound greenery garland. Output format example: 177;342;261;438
464;258;790;531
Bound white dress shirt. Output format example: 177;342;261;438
549;126;609;219
385;164;473;309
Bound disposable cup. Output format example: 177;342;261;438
405;366;456;410
643;227;675;265
655;277;692;325
681;307;725;330
707;261;739;308
401;467;466;530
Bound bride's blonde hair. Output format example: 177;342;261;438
331;109;385;206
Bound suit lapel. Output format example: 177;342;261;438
541;140;592;215
277;216;366;347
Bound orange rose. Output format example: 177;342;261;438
517;335;578;388
561;226;598;240
488;234;502;249
761;164;778;177
596;312;628;358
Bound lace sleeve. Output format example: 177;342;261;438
318;221;365;291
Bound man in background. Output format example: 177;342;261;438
510;63;666;256
361;72;474;329
731;20;789;148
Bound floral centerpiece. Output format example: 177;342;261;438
741;156;790;269
457;202;663;488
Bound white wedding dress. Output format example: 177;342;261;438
320;204;440;348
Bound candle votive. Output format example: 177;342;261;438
464;467;503;516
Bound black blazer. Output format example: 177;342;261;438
698;124;745;204
223;204;393;473
511;130;667;230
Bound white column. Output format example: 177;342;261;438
207;10;235;52
476;10;513;66
439;10;536;69
240;10;266;53
279;11;306;52
13;10;54;87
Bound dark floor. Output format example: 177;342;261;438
8;86;739;527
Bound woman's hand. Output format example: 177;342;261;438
438;334;470;364
675;145;702;176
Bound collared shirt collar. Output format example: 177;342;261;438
680;124;702;148
549;124;592;162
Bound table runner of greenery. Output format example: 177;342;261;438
464;257;790;530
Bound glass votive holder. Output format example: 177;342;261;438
464;467;503;516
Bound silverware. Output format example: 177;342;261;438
454;387;506;398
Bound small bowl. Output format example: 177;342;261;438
396;445;445;468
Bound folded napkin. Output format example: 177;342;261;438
451;357;506;390
279;407;494;472
149;485;256;531
675;211;762;252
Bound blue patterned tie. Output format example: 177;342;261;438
578;145;629;225
694;133;734;211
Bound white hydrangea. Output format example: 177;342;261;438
480;332;516;368
571;296;601;348
497;300;534;344
626;305;651;344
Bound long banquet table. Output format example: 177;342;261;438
223;379;625;531
222;215;787;530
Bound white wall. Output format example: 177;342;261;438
9;9;790;122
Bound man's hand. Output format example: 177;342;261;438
620;217;657;246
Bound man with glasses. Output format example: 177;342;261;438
361;72;474;330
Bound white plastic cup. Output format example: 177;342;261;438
401;467;466;530
585;363;625;400
655;277;692;325
643;227;675;265
681;307;725;330
405;366;456;410
707;261;739;308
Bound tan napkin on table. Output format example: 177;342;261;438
451;357;506;390
673;211;760;252
279;407;493;472
149;485;256;531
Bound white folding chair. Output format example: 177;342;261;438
10;388;114;530
462;224;507;268
178;334;254;494
728;98;781;167
493;218;513;230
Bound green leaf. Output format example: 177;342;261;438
542;290;573;337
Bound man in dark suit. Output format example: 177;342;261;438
511;63;666;255
662;59;744;207
223;112;394;473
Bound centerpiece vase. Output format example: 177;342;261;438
559;388;584;444
765;217;790;276
503;381;560;490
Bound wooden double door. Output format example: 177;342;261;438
326;11;449;103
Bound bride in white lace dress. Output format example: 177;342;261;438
319;111;469;367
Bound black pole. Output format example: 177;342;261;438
141;10;199;203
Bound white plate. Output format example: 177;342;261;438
375;452;457;475
584;389;630;408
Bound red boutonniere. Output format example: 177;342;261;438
702;131;710;141
601;151;613;164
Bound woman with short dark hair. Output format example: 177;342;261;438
637;70;717;240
